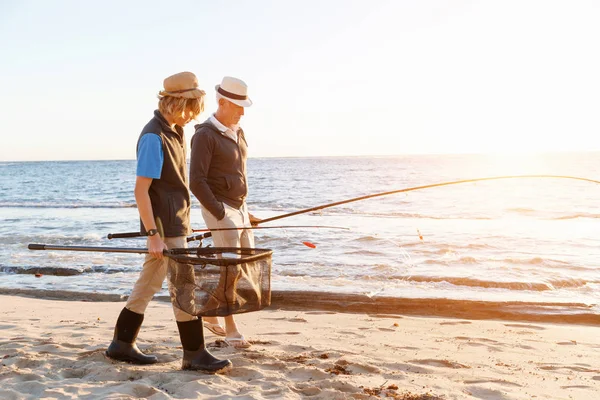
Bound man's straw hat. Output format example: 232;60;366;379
215;76;252;107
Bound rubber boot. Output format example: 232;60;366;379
106;307;158;365
177;318;232;374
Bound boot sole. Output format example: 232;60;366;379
105;351;158;365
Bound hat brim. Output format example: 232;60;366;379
159;88;205;99
215;85;253;107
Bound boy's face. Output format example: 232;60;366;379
173;109;196;127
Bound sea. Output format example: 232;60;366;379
1;153;600;322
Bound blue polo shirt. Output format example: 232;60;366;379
136;133;163;179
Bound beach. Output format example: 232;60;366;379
1;294;599;399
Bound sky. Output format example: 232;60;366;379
1;0;599;161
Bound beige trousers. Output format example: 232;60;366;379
201;202;255;248
125;236;195;322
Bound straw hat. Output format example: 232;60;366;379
159;72;205;99
215;76;253;107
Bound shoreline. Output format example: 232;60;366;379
2;287;598;326
1;294;599;399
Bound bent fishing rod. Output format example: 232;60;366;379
257;174;600;224
107;174;599;242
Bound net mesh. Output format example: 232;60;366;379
167;247;272;317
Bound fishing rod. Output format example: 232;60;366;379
257;175;600;224
107;175;599;243
107;225;349;240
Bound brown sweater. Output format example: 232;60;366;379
189;120;248;220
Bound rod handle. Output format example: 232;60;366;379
28;244;46;250
186;232;212;242
107;232;143;239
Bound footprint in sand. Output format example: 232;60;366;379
368;314;403;319
305;311;336;315
409;359;470;369
338;330;366;337
62;368;88;379
539;364;600;373
76;349;107;361
464;379;522;387
226;366;266;380
593;376;600;381
131;384;162;399
504;323;545;330
440;321;472;326
288;318;308;323
556;341;577;345
60;342;88;349
466;387;510;400
15;358;45;369
296;386;321;396
560;385;591;389
263;332;301;336
386;362;434;374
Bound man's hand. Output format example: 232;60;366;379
249;213;262;227
148;234;168;259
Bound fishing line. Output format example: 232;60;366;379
107;225;348;240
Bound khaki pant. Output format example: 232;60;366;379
201;202;255;248
126;236;195;322
201;202;255;313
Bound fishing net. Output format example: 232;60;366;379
166;247;273;317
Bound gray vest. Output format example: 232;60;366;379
137;110;190;237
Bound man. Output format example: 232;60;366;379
106;72;232;374
189;76;261;349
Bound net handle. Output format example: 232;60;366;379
28;244;273;265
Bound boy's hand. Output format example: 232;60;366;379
148;235;168;259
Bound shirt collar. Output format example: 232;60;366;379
209;114;238;142
209;114;228;133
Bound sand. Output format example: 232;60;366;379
0;294;599;399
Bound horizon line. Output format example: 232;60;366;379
3;149;600;163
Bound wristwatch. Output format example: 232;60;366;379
147;229;159;237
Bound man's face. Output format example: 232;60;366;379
223;100;245;126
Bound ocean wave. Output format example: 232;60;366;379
388;275;589;291
0;202;137;209
551;213;600;220
507;207;536;214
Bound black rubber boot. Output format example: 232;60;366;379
106;307;158;365
177;318;232;374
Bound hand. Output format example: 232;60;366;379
148;235;168;259
249;214;262;227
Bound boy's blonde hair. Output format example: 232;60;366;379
158;94;205;121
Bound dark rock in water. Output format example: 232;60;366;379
0;266;85;276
